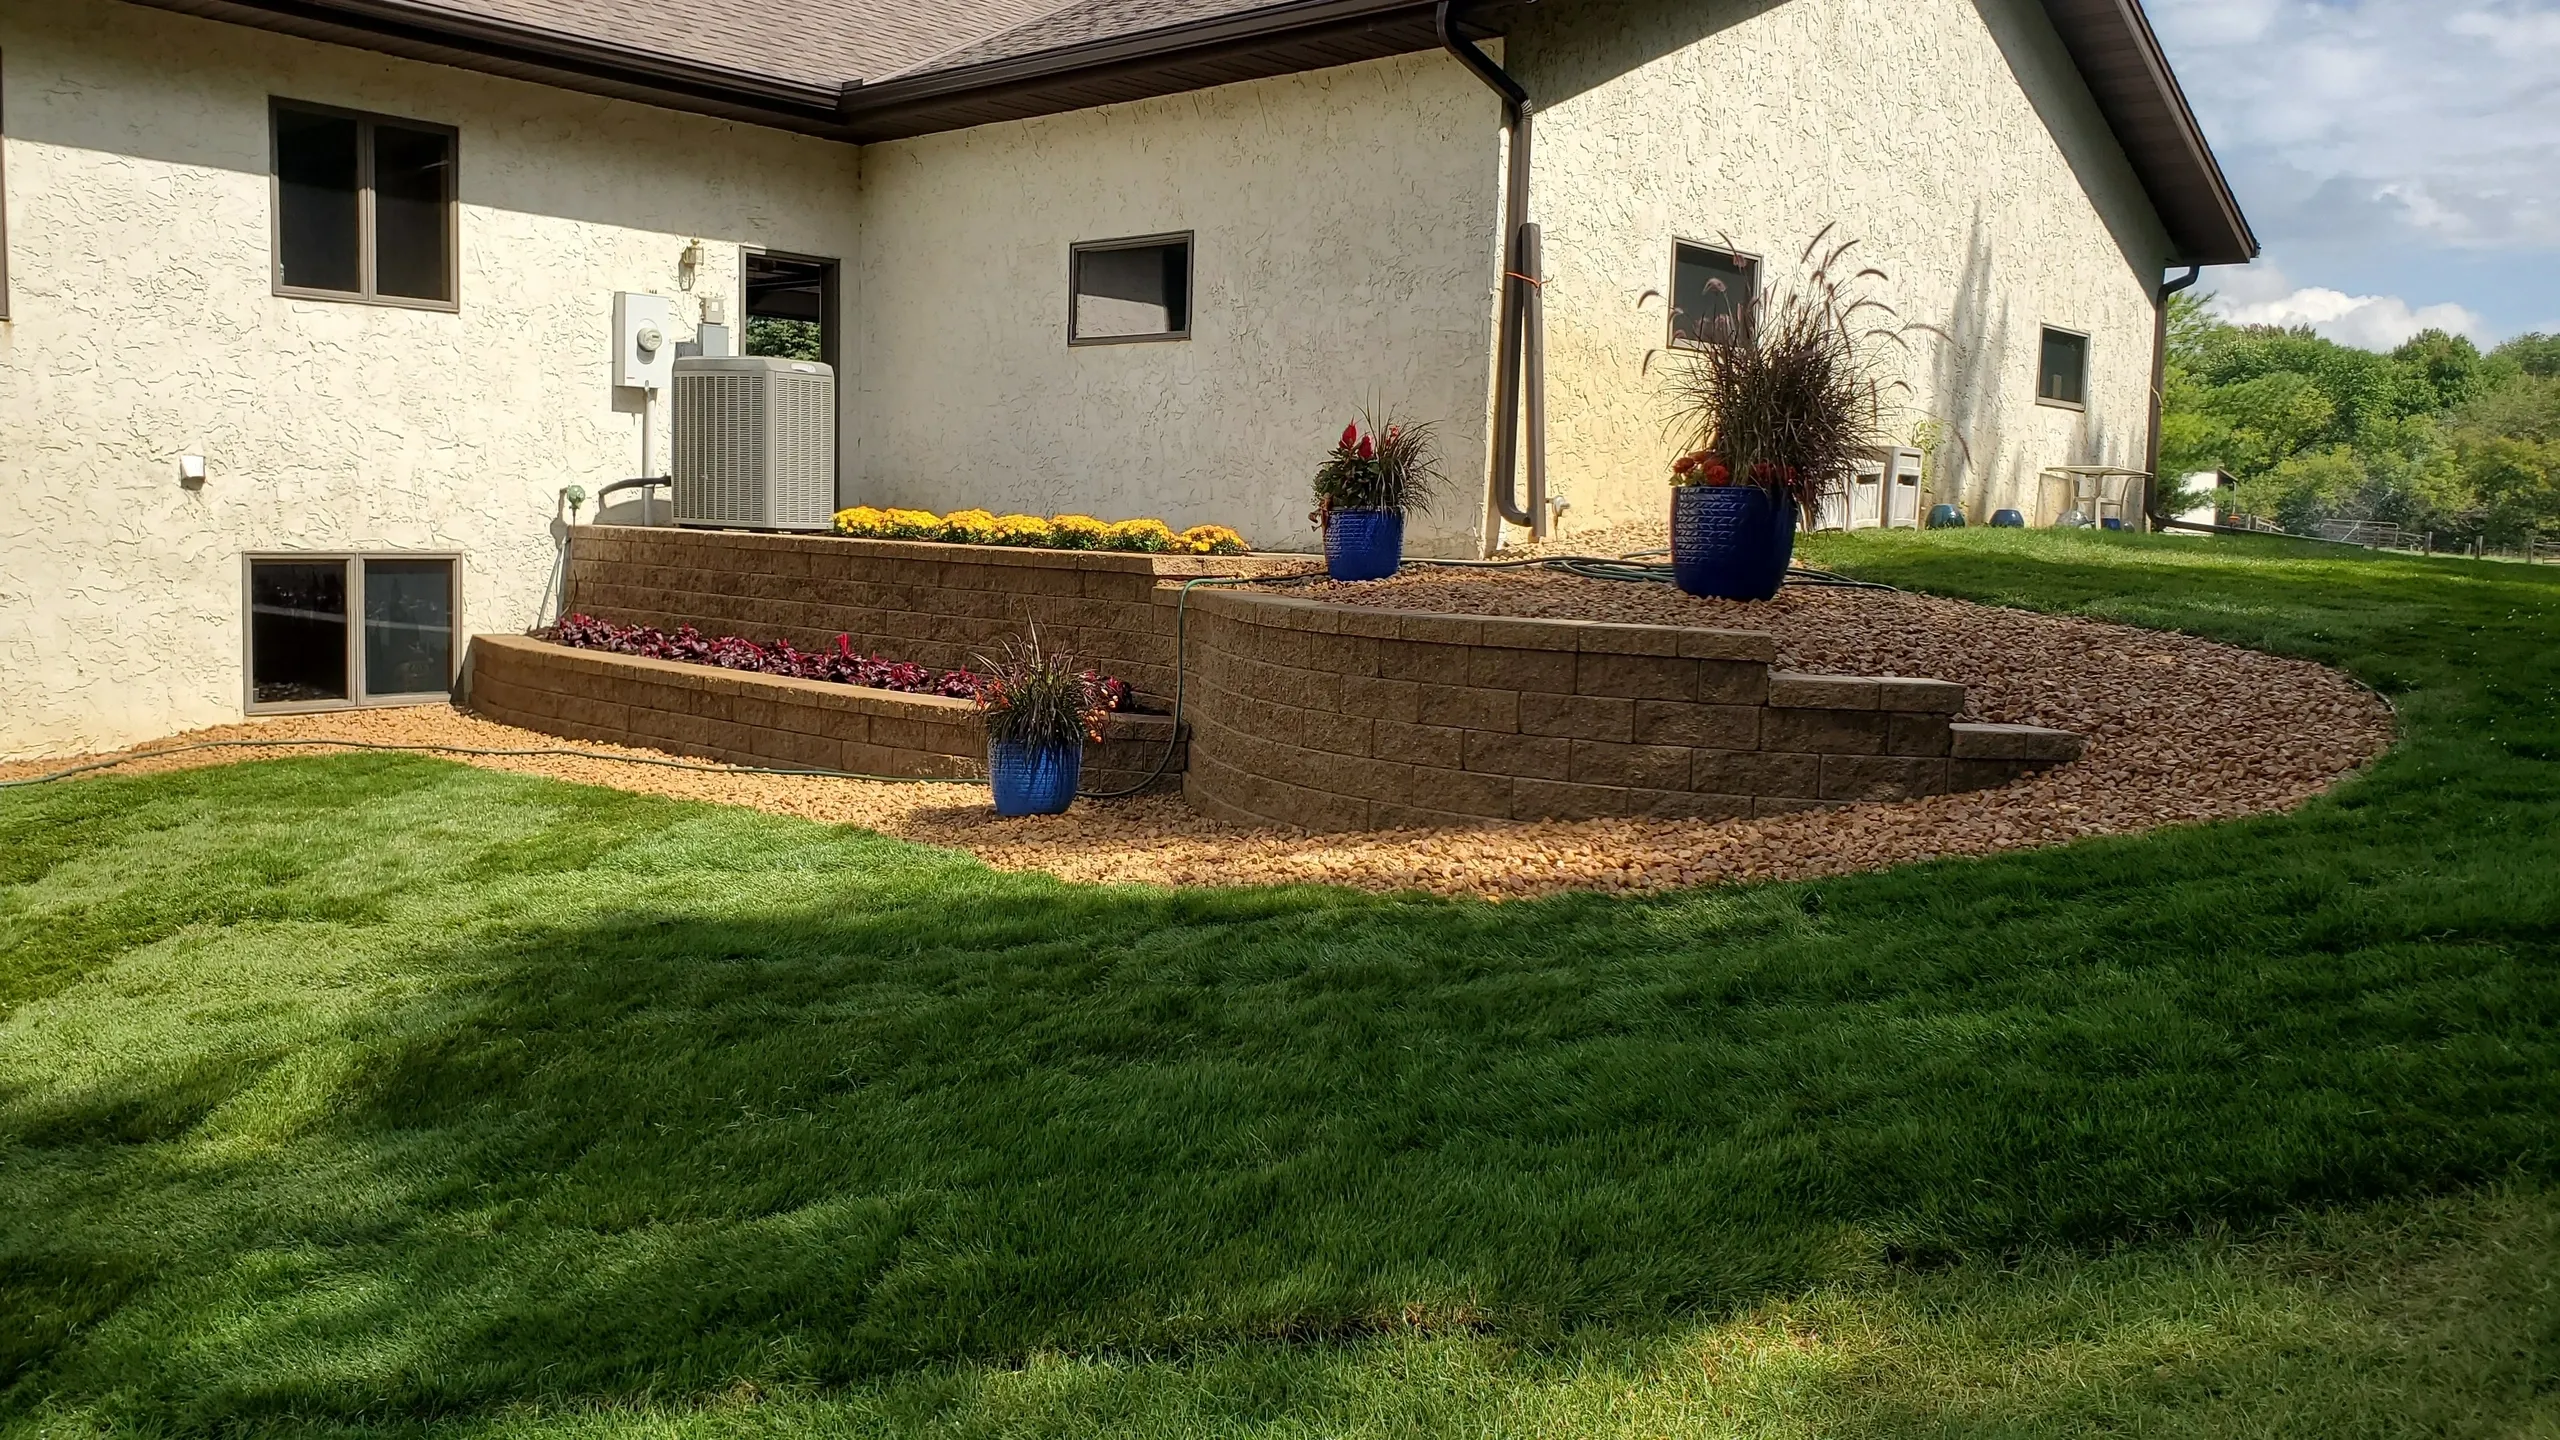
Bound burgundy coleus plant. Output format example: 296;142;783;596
541;615;1128;711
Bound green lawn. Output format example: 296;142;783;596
4;530;2557;1437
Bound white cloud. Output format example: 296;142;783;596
2148;0;2560;251
2204;266;2491;351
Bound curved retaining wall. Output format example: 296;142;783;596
1178;590;2079;830
465;634;1181;790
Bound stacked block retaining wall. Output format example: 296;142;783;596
1177;589;2079;830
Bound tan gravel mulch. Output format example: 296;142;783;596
0;570;2392;899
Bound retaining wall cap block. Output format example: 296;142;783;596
1878;677;1968;713
1767;673;1884;710
1948;721;2085;761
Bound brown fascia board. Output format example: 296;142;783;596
836;0;1451;141
127;0;857;136
2039;0;2258;266
127;0;2252;267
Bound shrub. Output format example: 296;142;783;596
971;627;1110;752
1102;518;1178;553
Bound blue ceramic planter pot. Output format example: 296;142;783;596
1990;508;2027;528
1926;503;1966;529
1323;508;1403;582
1671;484;1797;601
988;739;1082;816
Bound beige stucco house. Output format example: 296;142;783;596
0;0;2251;758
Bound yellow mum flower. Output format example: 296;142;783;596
1180;524;1250;556
882;508;943;539
940;508;1000;544
1048;514;1109;550
1102;517;1178;553
833;505;889;537
988;513;1054;547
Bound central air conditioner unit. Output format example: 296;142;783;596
669;355;835;531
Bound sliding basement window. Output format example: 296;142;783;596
245;555;460;712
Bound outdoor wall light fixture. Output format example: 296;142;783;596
177;454;206;488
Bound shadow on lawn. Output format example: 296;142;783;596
14;835;2559;1426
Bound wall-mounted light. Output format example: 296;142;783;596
678;239;704;291
178;454;206;488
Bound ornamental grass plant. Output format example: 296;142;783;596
1668;228;1908;511
971;625;1111;751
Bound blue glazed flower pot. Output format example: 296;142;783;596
1323;508;1403;582
1990;508;2027;528
988;739;1082;816
1926;503;1966;529
1671;485;1797;601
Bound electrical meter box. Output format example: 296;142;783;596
611;291;677;390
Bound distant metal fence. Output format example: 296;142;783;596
2217;513;2556;563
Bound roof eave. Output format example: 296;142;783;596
2039;0;2257;266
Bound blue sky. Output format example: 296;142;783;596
2147;0;2560;350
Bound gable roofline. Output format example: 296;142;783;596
124;0;2253;264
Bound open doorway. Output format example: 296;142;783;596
743;249;839;371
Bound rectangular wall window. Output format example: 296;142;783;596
1670;241;1757;348
272;100;456;308
247;555;458;710
1070;234;1190;343
2039;327;2090;408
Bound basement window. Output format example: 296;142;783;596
1070;234;1191;344
2038;327;2089;408
272;100;457;308
1670;241;1757;348
246;555;459;711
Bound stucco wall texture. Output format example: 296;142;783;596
852;52;1507;559
0;0;861;759
1509;0;2173;533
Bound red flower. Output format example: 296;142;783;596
1357;435;1374;460
1702;459;1731;485
1672;454;1698;476
1341;422;1360;450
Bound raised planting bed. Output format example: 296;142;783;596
540;614;1133;712
1177;589;2080;830
463;635;1181;791
562;524;1301;710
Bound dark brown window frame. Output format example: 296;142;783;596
241;551;465;714
2037;324;2091;411
269;98;460;312
1667;238;1759;351
1067;231;1193;346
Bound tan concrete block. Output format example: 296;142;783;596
1410;765;1516;818
1510;777;1628;820
1416;684;1520;733
1376;638;1474;687
1474;616;1570;651
1398;611;1484;645
1463;729;1574;780
1340;675;1421;723
1569;740;1693;789
1628;790;1754;821
1678;627;1780;662
1693;749;1824;797
1695;660;1773;705
1575;652;1695;701
1886;712;1955;757
1331;605;1408;640
1879;676;1966;714
1761;707;1889;754
1371;720;1467;769
1468;645;1579;693
1767;672;1881;709
1819;754;1950;801
1949;722;2084;762
1572;622;1684;656
1519;691;1635;742
1633;701;1760;749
